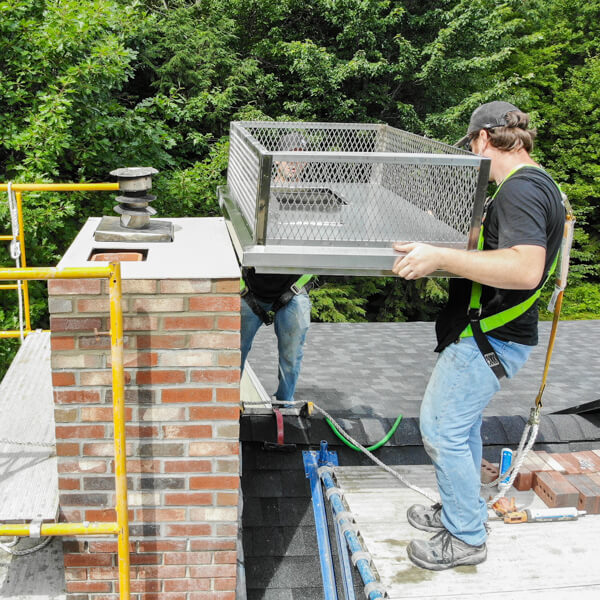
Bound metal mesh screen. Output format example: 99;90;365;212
226;122;486;248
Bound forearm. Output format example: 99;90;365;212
392;242;546;290
437;247;542;289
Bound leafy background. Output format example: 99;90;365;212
1;0;599;375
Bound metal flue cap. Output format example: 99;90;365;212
110;167;158;192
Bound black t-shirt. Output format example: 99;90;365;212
435;166;565;352
242;267;299;302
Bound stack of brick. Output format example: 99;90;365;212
49;277;241;600
483;450;600;514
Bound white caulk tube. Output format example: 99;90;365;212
525;507;586;522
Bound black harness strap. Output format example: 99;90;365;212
468;309;507;379
242;279;316;326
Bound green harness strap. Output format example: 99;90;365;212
239;273;313;292
460;165;561;339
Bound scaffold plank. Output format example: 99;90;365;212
0;332;58;522
334;465;600;599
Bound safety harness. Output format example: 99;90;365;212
460;165;563;379
240;271;315;325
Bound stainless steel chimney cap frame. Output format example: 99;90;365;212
220;121;491;277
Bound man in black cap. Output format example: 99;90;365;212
240;132;313;408
391;101;565;569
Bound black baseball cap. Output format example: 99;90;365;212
456;101;520;147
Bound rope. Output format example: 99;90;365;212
312;403;438;503
6;182;25;341
0;536;53;556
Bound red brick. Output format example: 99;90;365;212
58;460;107;474
64;553;113;567
60;509;82;521
107;352;158;368
136;508;186;522
163;425;212;439
132;297;185;312
129;553;162;566
166;524;212;536
79;335;112;350
125;425;159;439
135;593;185;600
88;541;118;553
128;580;162;593
52;372;76;387
214;279;241;293
81;407;133;422
550;453;589;474
125;459;160;473
77;298;109;312
124;316;159;331
190;476;238;491
55;390;102;404
163;552;212;565
217;493;238;507
85;509;120;522
163;316;214;330
571;451;600;472
88;567;120;580
164;493;212;506
55;425;105;439
56;442;80;456
136;335;187;349
191;370;239;384
132;566;186;579
80;370;132;386
51;317;103;332
216;316;241;330
66;581;112;593
59;478;81;490
136;370;186;385
163;579;210;592
214;551;237;564
51;336;76;350
217;352;240;367
189;539;236;551
137;541;187;553
189;406;239;421
161;389;212;403
189;296;240;312
514;466;534;491
214;578;237;591
534;470;580;507
189;442;239;457
164;460;211;474
189;332;239;349
48;279;101;295
216;388;240;403
189;565;236;578
565;474;600;514
64;567;87;581
189;593;235;600
216;523;237;536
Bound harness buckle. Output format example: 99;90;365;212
290;283;302;295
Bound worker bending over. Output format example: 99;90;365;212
393;101;565;570
240;133;314;407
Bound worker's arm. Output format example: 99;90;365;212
392;242;546;290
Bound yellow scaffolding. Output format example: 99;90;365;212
0;182;119;338
1;182;129;599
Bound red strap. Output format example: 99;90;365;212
273;408;285;446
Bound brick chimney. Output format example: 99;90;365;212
49;217;241;599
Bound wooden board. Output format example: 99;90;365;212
334;465;600;599
0;332;58;521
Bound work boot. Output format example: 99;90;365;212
406;502;444;532
407;529;487;571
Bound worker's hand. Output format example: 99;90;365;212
392;242;443;279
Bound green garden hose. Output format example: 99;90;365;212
325;414;403;452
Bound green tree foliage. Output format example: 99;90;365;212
1;0;600;376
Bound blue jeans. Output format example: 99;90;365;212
241;292;311;403
420;335;532;546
